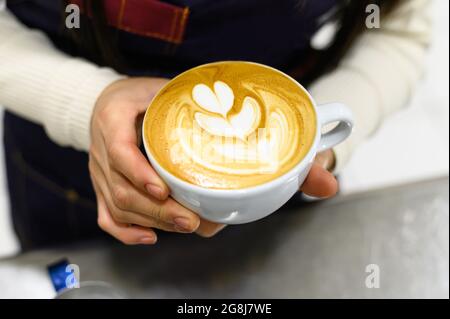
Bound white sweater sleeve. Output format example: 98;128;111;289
0;9;124;151
309;0;432;173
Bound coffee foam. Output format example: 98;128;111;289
144;62;316;189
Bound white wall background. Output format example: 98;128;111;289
0;0;449;257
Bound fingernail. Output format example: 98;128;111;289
173;217;193;232
146;184;164;200
140;236;157;244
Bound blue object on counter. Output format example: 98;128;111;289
47;259;77;293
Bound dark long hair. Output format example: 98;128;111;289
64;0;400;84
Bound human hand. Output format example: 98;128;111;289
300;149;338;198
89;78;201;245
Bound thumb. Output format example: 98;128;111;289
300;163;338;198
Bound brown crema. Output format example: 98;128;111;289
144;62;316;189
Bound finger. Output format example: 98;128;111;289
196;219;226;238
314;149;336;171
103;204;178;233
108;141;169;200
92;157;197;233
300;163;338;198
109;170;200;232
103;106;169;201
93;180;157;245
103;182;193;233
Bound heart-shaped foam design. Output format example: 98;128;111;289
194;96;261;139
190;81;286;172
192;81;234;117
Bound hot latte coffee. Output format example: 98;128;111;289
143;62;316;189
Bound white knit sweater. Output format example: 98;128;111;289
0;0;432;172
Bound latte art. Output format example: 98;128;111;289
144;62;316;189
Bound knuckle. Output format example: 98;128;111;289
107;142;121;165
98;106;112;123
97;214;109;232
111;185;129;209
111;209;127;223
151;205;164;221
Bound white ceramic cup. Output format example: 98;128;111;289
143;62;354;224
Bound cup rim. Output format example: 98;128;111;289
142;61;321;197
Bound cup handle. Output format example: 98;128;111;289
316;103;354;152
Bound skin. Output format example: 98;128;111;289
89;78;338;245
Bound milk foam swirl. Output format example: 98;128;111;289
144;62;316;189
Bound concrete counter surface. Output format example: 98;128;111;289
1;176;448;298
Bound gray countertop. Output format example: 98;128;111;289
3;177;449;298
